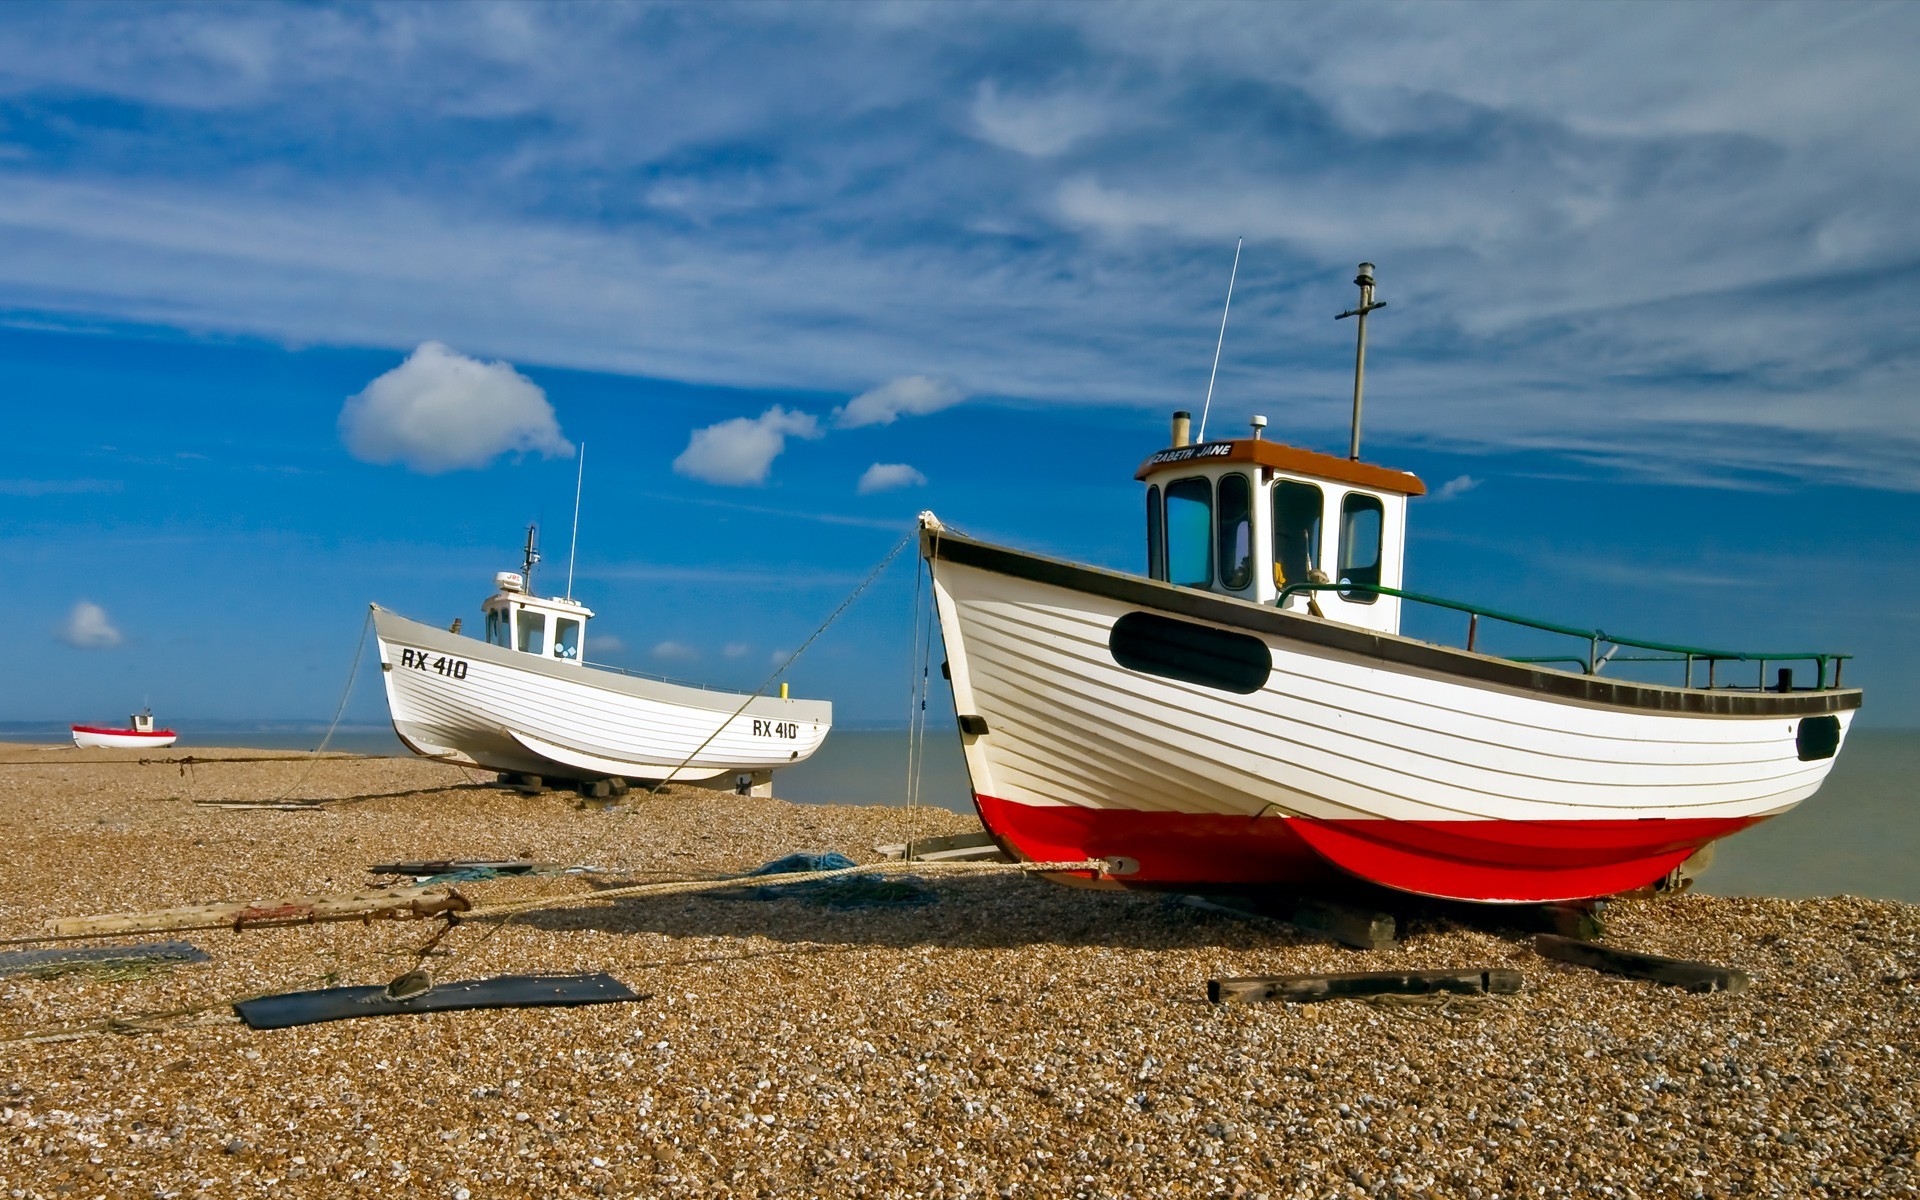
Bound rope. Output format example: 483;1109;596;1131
0;858;1106;1046
256;609;374;805
463;857;1107;921
430;528;919;978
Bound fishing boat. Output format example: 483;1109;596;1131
919;264;1861;903
373;526;831;792
71;710;177;750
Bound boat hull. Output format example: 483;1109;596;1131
70;726;178;750
925;527;1860;903
372;606;831;783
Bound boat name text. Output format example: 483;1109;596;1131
398;648;470;680
1142;442;1234;468
753;719;800;738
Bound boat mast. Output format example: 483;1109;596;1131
1196;237;1242;444
521;523;540;593
1336;261;1387;460
565;443;586;601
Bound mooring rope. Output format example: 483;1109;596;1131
462;857;1107;921
0;857;1105;1046
425;527;919;979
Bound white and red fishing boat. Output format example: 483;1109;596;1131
373;526;831;792
920;264;1861;904
71;710;177;750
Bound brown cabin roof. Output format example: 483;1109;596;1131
1134;438;1427;496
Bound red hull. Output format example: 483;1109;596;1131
974;793;1761;903
69;725;177;739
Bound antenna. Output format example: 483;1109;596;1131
1335;261;1387;460
1196;237;1242;443
565;443;586;601
521;523;540;593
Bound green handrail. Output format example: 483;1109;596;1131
1275;580;1851;689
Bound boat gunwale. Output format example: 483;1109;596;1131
923;528;1862;720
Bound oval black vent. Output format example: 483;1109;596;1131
1108;611;1272;695
1796;715;1841;761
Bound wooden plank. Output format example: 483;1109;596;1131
46;887;470;939
1209;968;1524;1005
1533;933;1750;994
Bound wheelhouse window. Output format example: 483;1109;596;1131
515;609;546;654
1216;473;1253;591
555;617;582;661
1338;493;1385;603
1163;477;1213;589
1145;484;1165;581
485;610;507;648
1272;480;1323;592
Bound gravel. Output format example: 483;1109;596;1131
2;742;1916;1198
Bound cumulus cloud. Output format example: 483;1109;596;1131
767;648;792;666
833;377;964;430
673;405;822;486
58;600;121;649
339;341;572;474
723;642;751;659
1432;475;1482;501
590;632;627;656
857;462;928;494
651;640;700;662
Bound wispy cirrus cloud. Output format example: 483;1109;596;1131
0;4;1914;487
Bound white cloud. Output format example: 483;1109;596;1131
767;648;792;666
723;642;751;658
651;640;700;662
589;632;626;655
857;462;927;494
970;80;1112;158
339;341;572;474
58;600;121;649
1431;475;1481;502
673;406;822;486
0;478;121;496
833;377;964;430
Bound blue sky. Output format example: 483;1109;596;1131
2;1;1916;729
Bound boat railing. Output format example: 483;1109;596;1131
580;659;732;692
1274;581;1850;691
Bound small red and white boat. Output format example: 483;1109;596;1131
71;710;178;750
919;264;1862;904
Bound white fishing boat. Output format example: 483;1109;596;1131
373;527;830;791
71;710;177;750
920;264;1861;903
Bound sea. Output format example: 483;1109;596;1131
6;722;1914;904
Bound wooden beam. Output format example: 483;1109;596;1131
46;887;470;940
1534;934;1749;994
1209;968;1523;1005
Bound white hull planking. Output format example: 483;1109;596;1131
932;558;1852;828
373;606;829;782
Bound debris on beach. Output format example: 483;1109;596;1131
233;972;642;1030
1208;967;1525;1005
1534;931;1753;994
45;886;470;939
706;852;939;909
0;941;211;982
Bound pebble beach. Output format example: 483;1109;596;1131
2;743;1916;1199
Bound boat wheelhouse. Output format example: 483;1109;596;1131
919;264;1861;904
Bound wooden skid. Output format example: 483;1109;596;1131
46;887;470;939
1209;968;1524;1005
1534;933;1750;994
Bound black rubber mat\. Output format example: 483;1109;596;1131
234;972;641;1030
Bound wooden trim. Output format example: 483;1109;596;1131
1135;438;1427;496
925;531;1863;718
